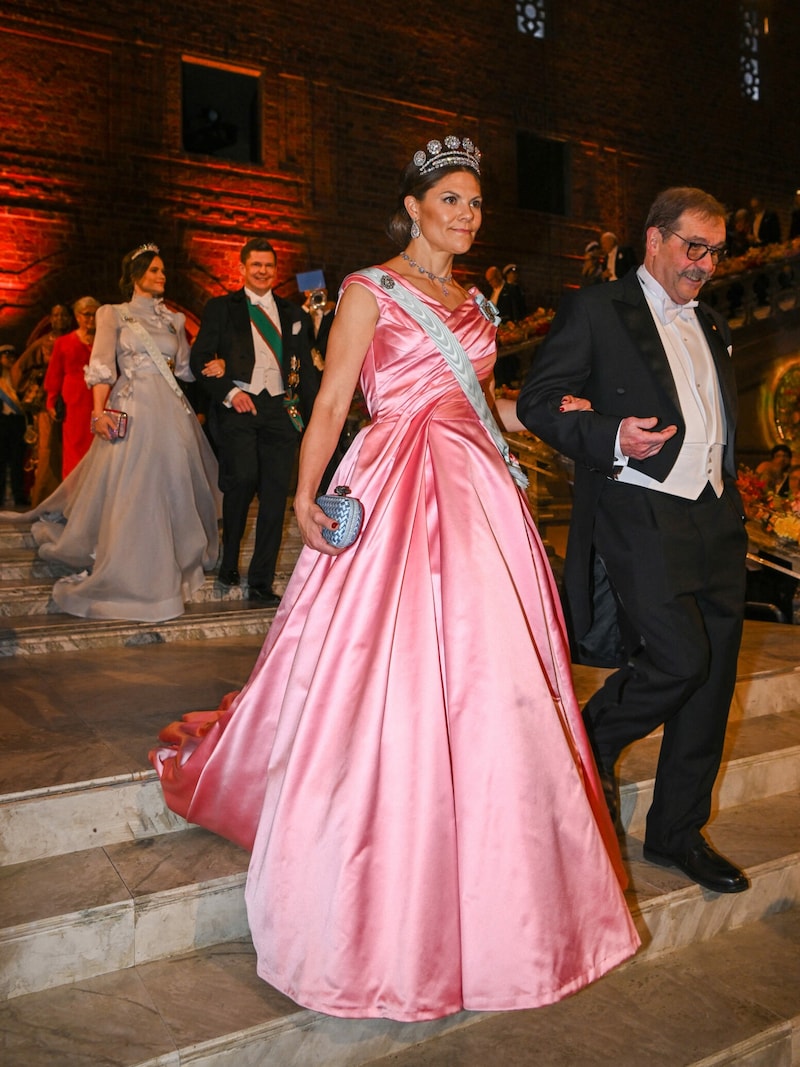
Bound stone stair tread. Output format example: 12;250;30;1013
0;597;278;655
0;572;252;618
0;940;303;1067
616;707;800;835
0;828;251;1000
1;910;797;1067
621;707;800;784
0;827;247;931
361;907;800;1067
3;720;798;873
622;788;800;911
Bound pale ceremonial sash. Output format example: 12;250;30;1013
358;268;528;490
120;304;192;414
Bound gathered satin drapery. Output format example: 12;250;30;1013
151;269;639;1021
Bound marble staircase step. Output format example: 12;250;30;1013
0;573;255;618
2;780;797;1002
0;939;483;1067
0;598;279;656
0;526;36;550
1;842;798;1065
1;773;188;866
0;827;249;1000
619;707;800;836
362;907;800;1067
5;707;799;870
0;548;74;582
625;789;800;954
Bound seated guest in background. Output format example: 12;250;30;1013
600;231;637;281
749;195;781;245
727;208;753;258
44;296;100;478
755;444;793;495
789;190;800;241
0;344;28;507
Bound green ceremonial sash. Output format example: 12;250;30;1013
247;300;304;431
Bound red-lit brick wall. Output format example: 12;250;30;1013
1;0;799;345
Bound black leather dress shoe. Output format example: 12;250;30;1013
217;568;240;587
643;841;749;893
247;586;281;606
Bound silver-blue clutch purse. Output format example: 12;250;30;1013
315;485;364;549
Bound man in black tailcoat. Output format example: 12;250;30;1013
517;187;749;894
191;237;319;604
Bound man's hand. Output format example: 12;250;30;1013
231;390;257;414
619;416;678;460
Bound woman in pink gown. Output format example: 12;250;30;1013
151;137;640;1021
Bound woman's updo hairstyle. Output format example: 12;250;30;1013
119;243;161;299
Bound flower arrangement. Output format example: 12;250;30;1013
737;467;800;546
714;236;800;279
497;308;555;347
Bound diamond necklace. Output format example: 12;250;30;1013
400;252;453;296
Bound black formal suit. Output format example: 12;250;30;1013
191;287;319;590
517;269;747;854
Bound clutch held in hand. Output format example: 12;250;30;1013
315;485;364;549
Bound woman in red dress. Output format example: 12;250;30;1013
44;296;99;477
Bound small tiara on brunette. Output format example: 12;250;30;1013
412;136;481;176
131;243;160;261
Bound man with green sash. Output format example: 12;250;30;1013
191;237;320;603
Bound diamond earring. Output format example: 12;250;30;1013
410;220;420;239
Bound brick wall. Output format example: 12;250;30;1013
1;0;799;344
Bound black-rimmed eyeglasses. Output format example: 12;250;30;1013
663;228;728;264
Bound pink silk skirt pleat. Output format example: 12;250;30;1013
151;271;640;1021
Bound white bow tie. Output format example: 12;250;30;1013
662;298;698;325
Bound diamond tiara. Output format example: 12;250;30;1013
131;242;160;261
412;136;481;176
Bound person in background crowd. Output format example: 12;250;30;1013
150;134;639;1023
0;344;28;507
518;186;750;896
12;302;72;504
755;443;793;495
190;237;320;603
497;263;527;323
7;244;221;622
302;285;335;364
727;208;753;258
789;190;800;241
581;239;605;286
493;263;527;386
749;195;781;246
484;264;504;305
44;296;100;477
600;231;637;281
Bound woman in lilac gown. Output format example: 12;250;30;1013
151;137;640;1021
